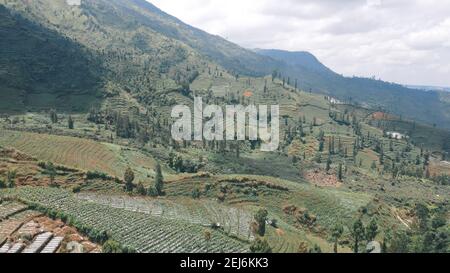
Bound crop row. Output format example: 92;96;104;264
9;187;249;253
76;193;254;240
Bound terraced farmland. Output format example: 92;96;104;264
76;193;255;240
3;187;249;253
165;174;372;232
0;201;28;220
0;209;41;245
0;130;157;182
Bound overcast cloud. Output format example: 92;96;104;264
148;0;450;87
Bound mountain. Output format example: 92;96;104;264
255;49;450;130
1;0;450;255
0;0;449;130
0;4;103;112
405;85;450;93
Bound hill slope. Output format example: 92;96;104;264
256;49;450;130
0;5;103;112
0;0;449;130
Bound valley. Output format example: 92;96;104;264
0;0;449;254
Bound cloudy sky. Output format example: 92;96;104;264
149;0;450;87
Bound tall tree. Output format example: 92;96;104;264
326;156;332;172
254;209;268;236
366;219;379;241
351;219;365;253
332;224;344;253
6;170;17;188
124;167;135;192
154;163;164;196
68;115;74;129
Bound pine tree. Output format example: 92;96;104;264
326;156;332;172
371;161;377;171
351;219;365;253
250;238;272;253
254;209;268;236
6;170;17;188
124;167;135;192
319;139;325;152
68;115;74;129
332;224;344;253
154;163;164;196
338;163;343;181
136;182;146;196
49;109;58;124
366;219;379;241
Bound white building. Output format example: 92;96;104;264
387;131;407;140
66;0;81;6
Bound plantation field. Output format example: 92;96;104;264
0;201;28;220
0;209;41;245
1;187;248;253
0;130;159;183
165;174;373;231
76;193;255;241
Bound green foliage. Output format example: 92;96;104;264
86;171;111;181
331;224;344;253
250;238;272;253
6;170;17;188
366;219;379;242
338;163;343;181
154;163;164;196
147;186;159;197
102;240;124;253
124;167;135;192
136;182;147;196
68;115;74;129
351;219;365;253
433;175;450;186
49;109;58;124
309;244;322;253
0;178;6;189
254;209;268;237
416;203;429;231
191;188;201;199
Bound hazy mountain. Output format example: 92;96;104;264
0;0;449;130
405;85;450;93
255;49;450;130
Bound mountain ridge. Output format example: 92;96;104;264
0;0;449;130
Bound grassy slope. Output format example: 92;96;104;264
0;130;163;183
0;4;102;112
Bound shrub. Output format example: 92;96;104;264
147;186;158;197
86;171;110;180
124;167;135;192
102;240;135;253
72;185;82;193
136;182;147;196
254;209;268;236
191;188;201;199
249;238;272;253
102;240;123;253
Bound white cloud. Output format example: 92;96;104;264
148;0;450;86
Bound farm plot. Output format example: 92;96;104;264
0;210;41;245
199;201;255;241
0;201;28;220
262;183;372;231
76;193;255;241
76;192;207;225
9;187;249;253
0;130;157;182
